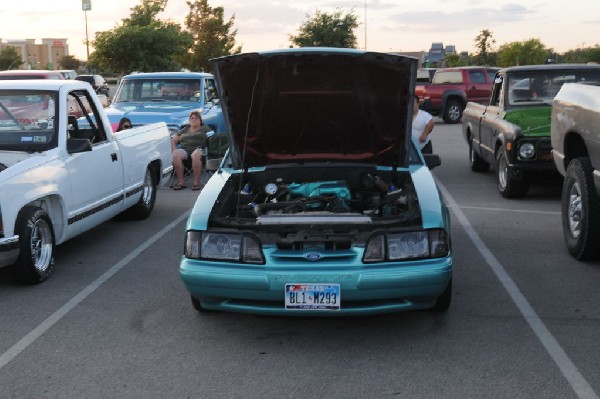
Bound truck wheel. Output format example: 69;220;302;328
12;206;55;284
561;158;600;260
496;151;529;198
121;167;156;220
431;278;452;312
469;139;490;172
442;99;463;124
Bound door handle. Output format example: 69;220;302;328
111;153;118;162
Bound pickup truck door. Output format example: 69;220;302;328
465;69;493;104
478;76;504;163
64;90;125;229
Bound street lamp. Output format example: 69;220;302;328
82;0;92;64
364;0;367;50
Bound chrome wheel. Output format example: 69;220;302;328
141;169;153;207
30;218;54;272
567;182;582;239
497;153;508;189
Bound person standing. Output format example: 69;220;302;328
171;110;212;191
412;95;435;154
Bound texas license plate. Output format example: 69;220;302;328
285;284;341;310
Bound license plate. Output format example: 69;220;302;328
285;284;341;310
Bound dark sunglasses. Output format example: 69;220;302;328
123;124;132;129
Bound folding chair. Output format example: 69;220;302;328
169;156;194;188
205;132;229;175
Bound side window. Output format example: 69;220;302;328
469;70;487;84
204;79;218;102
67;90;108;144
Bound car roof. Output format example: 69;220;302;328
0;70;64;78
122;72;214;79
0;79;89;90
499;64;600;74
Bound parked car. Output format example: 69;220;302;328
463;64;600;198
415;66;499;123
551;82;600;259
416;68;437;84
179;48;453;316
75;74;110;96
104;71;225;134
0;80;172;284
0;70;65;80
58;69;78;80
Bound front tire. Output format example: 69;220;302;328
442;99;463;124
496;150;528;198
561;158;600;260
121;168;156;220
12;206;55;284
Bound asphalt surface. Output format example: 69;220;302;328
1;121;599;399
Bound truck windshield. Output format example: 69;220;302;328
0;90;57;151
114;78;203;103
508;70;600;106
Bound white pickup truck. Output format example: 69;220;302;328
0;80;173;284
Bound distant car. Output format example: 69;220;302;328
75;74;110;96
105;71;225;134
58;69;78;80
0;70;65;80
179;48;453;316
416;68;437;84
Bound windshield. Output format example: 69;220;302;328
508;70;600;106
0;90;57;151
114;78;203;103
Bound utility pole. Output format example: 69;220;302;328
82;0;92;70
364;0;367;50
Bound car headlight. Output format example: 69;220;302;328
518;142;535;159
185;231;265;264
363;229;449;263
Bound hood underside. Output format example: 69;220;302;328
211;49;417;168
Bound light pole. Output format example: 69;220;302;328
82;0;91;68
364;0;367;50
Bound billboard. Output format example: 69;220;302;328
82;0;91;11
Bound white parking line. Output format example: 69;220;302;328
0;210;190;371
452;205;560;216
436;179;598;399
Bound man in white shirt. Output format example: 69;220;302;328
412;95;435;154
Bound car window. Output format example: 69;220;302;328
468;70;487;84
115;78;203;103
432;71;462;84
0;90;58;151
68;89;108;144
204;79;218;102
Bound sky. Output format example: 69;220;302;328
1;0;599;61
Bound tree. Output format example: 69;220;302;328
90;0;192;74
444;53;463;67
0;46;23;70
289;8;359;48
183;0;241;72
561;45;600;64
496;38;549;67
473;29;496;66
60;55;81;70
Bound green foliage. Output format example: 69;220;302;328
60;55;81;70
0;46;23;70
90;0;192;74
183;0;241;72
289;8;359;48
561;45;600;64
444;53;463;67
496;38;549;67
473;29;496;65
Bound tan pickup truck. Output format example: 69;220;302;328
551;82;600;259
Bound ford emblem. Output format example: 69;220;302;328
304;252;322;261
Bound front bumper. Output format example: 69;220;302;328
0;236;20;268
180;256;452;316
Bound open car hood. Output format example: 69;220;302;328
211;48;416;168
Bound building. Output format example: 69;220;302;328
0;38;70;70
424;43;457;67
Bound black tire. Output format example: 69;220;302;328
561;158;600;260
12;206;55;284
496;150;528;198
469;139;490;172
442;99;463;124
121;168;156;220
432;278;452;312
191;295;211;313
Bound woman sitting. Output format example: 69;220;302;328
171;110;212;191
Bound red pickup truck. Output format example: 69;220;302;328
415;66;499;124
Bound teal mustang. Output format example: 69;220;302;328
179;48;453;316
